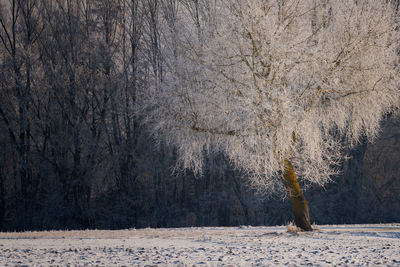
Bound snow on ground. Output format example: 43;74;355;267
0;224;399;266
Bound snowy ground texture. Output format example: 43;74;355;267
1;224;399;266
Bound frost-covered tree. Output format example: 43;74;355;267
142;0;400;231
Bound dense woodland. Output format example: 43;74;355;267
0;0;399;231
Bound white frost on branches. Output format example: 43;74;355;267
141;0;400;194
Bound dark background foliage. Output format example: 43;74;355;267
0;0;399;231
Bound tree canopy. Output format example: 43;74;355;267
142;0;400;194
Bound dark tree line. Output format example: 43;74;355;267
0;0;152;230
0;0;399;231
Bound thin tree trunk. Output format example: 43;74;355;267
283;159;313;231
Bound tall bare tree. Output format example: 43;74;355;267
142;0;400;230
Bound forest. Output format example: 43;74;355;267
0;0;399;231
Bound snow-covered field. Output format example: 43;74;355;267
1;224;399;266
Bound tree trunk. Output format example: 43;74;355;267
283;159;313;231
